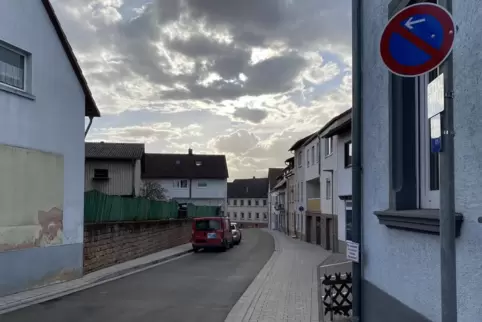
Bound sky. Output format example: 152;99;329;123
53;0;352;179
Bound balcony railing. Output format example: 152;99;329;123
307;198;321;212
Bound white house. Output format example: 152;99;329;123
301;133;322;244
267;167;283;230
85;142;144;197
356;0;479;321
227;177;269;228
141;149;228;210
0;0;100;296
319;108;352;253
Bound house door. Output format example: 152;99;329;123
326;218;332;250
306;215;312;243
316;217;321;245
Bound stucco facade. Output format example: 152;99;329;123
360;0;481;321
0;0;96;296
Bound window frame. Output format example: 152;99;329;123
93;168;109;179
0;40;33;99
325;137;333;157
374;0;463;238
311;145;315;165
344;141;353;168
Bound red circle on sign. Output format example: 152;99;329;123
380;3;455;77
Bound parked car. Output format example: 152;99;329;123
231;222;242;245
191;216;234;252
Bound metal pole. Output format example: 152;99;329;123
351;0;363;319
438;0;457;320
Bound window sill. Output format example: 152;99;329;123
0;83;35;100
374;209;464;237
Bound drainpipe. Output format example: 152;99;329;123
351;0;363;320
84;116;94;138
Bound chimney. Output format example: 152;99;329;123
188;148;193;155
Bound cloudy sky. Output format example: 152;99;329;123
53;0;352;179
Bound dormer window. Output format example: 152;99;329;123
195;160;202;166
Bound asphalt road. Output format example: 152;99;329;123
1;229;274;322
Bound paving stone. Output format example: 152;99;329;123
225;230;331;322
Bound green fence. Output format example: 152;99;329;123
187;204;219;218
84;190;179;223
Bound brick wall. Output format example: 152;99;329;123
83;219;192;274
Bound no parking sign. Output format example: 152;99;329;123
379;3;455;77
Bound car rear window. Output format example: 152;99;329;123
195;219;221;231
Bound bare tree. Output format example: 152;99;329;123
140;181;167;201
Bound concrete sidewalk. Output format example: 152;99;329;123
0;243;193;315
225;230;331;322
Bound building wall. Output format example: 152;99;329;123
287;175;296;235
85;159;136;196
335;132;352;242
320;135;338;215
303;138;320;181
294;147;306;238
134;160;142;196
0;0;85;296
361;0;482;321
227;198;268;225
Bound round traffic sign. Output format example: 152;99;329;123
380;3;455;77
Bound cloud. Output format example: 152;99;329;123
233;107;268;124
53;0;352;179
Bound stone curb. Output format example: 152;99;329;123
0;249;193;315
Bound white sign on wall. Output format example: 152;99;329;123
346;240;360;263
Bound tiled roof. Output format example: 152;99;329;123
42;0;100;117
85;142;145;160
288;133;315;151
268;168;284;191
227;178;269;198
142;152;228;179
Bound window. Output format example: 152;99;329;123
326;179;332;200
0;44;26;90
195;219;221;231
93;169;109;179
298;151;302;167
325;137;333;156
255;200;259;206
311;146;315;165
173;179;188;188
240;200;244;206
248;212;252;219
263;199;267;206
195;160;202;166
420;68;442;208
344;141;353;167
197;181;207;188
234;212;237;219
227;212;230;217
241;212;245;219
248;200;251;206
263;213;267;220
307;150;310;167
256;213;259;219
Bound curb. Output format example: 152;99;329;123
0;249;193;315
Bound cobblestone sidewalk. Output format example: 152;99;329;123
225;230;331;322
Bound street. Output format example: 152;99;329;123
1;229;274;322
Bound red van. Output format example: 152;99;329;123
191;217;234;252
